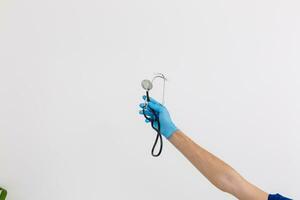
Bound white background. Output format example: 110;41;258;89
0;0;299;199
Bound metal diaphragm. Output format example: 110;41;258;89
141;79;153;91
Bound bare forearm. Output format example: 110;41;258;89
168;130;267;200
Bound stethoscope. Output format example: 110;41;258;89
141;73;167;157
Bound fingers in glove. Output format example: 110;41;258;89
147;101;162;112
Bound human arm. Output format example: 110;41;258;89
139;96;268;200
169;130;268;200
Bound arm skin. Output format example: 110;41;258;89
139;96;268;200
168;130;268;200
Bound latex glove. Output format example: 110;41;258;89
139;95;178;138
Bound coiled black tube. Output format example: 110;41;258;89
142;91;163;157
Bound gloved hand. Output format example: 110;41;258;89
139;95;178;138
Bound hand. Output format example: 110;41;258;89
139;95;178;138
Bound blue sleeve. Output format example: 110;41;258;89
268;194;292;200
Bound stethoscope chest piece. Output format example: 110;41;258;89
141;80;153;91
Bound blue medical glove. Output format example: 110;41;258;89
139;95;178;138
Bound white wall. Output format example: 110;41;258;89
0;0;299;199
